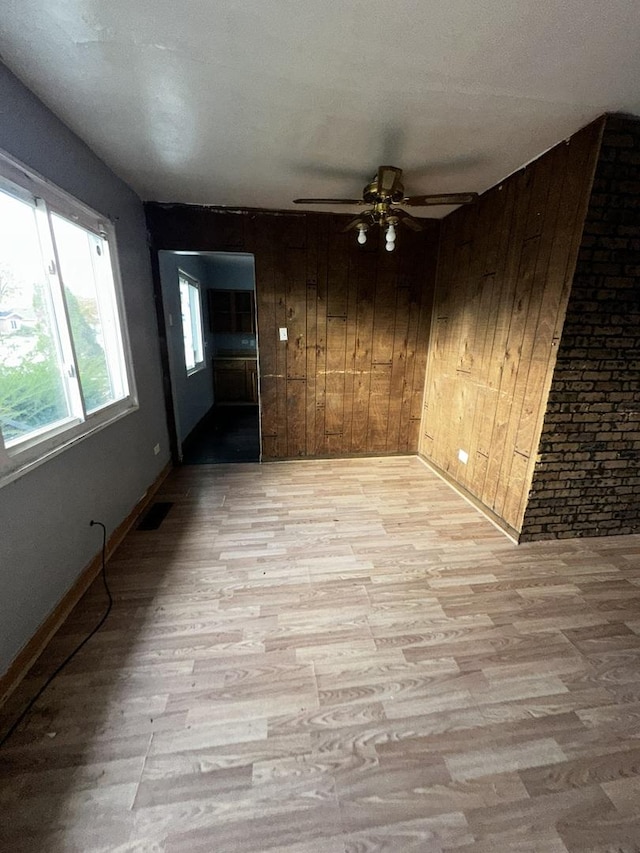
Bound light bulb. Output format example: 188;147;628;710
386;223;396;243
357;225;367;245
386;241;395;252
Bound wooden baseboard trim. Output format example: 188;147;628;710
417;455;520;544
263;451;416;463
0;462;172;708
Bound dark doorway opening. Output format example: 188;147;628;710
154;250;261;465
181;404;260;464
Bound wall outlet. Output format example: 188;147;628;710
153;443;160;455
458;448;469;464
279;327;288;341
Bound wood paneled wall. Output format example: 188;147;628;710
418;119;603;535
145;206;439;459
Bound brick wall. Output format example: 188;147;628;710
521;115;640;540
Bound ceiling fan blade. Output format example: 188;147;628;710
395;210;424;232
402;192;479;206
376;165;403;197
293;198;363;205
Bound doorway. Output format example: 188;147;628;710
157;251;260;464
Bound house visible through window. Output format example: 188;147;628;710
0;148;136;486
179;271;204;374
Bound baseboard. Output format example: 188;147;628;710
262;451;416;463
417;454;520;544
0;461;172;708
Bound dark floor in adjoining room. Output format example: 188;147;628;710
181;404;260;464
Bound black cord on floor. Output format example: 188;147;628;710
0;520;112;749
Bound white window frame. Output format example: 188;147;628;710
0;148;138;488
178;270;205;376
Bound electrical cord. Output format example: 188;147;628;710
0;520;112;749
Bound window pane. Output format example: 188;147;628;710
180;280;196;371
179;275;204;373
189;285;204;366
51;213;126;413
0;189;70;445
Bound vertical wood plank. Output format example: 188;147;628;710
350;252;376;453
314;216;329;456
324;315;347;440
305;215;319;455
253;215;278;451
272;219;290;458
285;247;307;381
386;284;409;451
341;245;360;452
367;363;393;453
479;167;534;509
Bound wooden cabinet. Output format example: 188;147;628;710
208;290;255;334
213;357;258;404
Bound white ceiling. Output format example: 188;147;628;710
1;0;640;216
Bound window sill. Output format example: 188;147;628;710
0;399;139;490
186;362;206;377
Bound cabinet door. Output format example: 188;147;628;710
208;290;255;333
247;361;258;403
209;291;233;333
234;291;255;333
214;358;258;403
214;360;247;402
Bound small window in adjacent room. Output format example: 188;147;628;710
178;271;205;374
0;148;137;487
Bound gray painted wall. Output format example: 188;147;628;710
203;253;255;291
158;252;215;449
0;63;170;676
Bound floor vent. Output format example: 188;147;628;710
137;501;174;530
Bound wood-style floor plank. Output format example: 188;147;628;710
1;456;640;851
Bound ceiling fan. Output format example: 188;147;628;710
294;165;478;251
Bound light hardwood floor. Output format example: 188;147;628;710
2;456;640;852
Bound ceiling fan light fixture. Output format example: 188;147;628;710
295;165;478;252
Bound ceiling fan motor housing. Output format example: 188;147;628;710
363;178;405;204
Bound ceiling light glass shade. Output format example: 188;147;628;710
385;240;395;252
357;226;367;244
